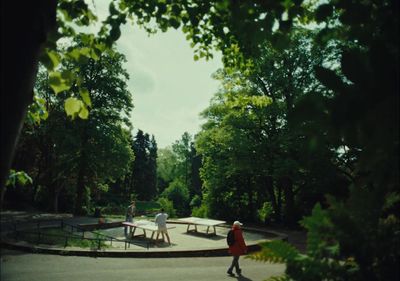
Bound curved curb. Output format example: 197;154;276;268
0;225;288;258
0;240;263;258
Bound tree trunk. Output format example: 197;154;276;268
265;175;281;223
280;176;296;226
247;176;254;221
74;164;85;216
53;189;59;213
74;123;88;216
0;1;57;209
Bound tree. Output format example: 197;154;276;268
9;46;134;214
172;132;192;188
189;142;202;198
161;178;190;217
195;29;340;223
156;147;179;194
131;130;158;200
146;135;158;199
131;130;147;200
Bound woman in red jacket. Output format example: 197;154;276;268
227;221;247;276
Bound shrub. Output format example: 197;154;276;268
161;179;190;216
190;194;202;208
191;204;209;218
157;197;176;218
257;202;273;224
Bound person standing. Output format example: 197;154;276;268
227;220;247;276
155;208;171;245
124;201;136;237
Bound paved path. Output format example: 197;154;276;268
1;249;285;281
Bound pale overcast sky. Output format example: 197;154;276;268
92;2;223;148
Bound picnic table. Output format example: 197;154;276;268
177;217;226;236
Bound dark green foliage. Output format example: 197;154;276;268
196;29;340;223
10;46;134;214
130;130;158;201
161;178;190;217
157;132;202;214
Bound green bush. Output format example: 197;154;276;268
157;197;176;218
257;202;273;224
161;179;190;216
191;204;209;218
136;201;161;213
190;195;202;208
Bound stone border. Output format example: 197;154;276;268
0;222;288;258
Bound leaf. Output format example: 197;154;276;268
49;71;71;94
79;88;92;107
109;25;121;42
109;2;118;15
67;48;90;63
248;240;300;264
7;170;32;187
314;66;344;92
64;97;82;118
169;17;181;29
39;49;61;70
341;49;368;84
315;4;333;23
78;104;89;119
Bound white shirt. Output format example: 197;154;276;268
155;212;168;228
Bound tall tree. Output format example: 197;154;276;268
196;29;339;222
146;135;158;199
172;132;192;188
131;130;158;200
189;142;202;198
131;130;147;200
10;46;135;214
156;147;179;194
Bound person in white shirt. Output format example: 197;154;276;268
155;208;171;245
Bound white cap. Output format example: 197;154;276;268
233;221;243;226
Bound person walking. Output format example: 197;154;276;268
155;208;171;245
227;220;247;276
124;201;136;237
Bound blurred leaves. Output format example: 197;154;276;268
27;96;48;125
6;169;33;187
48;71;72;94
64;97;88;120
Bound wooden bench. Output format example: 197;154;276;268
177;217;226;236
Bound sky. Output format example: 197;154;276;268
92;2;223;148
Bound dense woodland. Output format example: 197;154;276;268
1;0;398;280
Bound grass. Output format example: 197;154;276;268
15;227;109;249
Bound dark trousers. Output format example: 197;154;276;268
124;215;133;236
228;255;240;273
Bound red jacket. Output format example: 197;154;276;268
228;225;247;256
